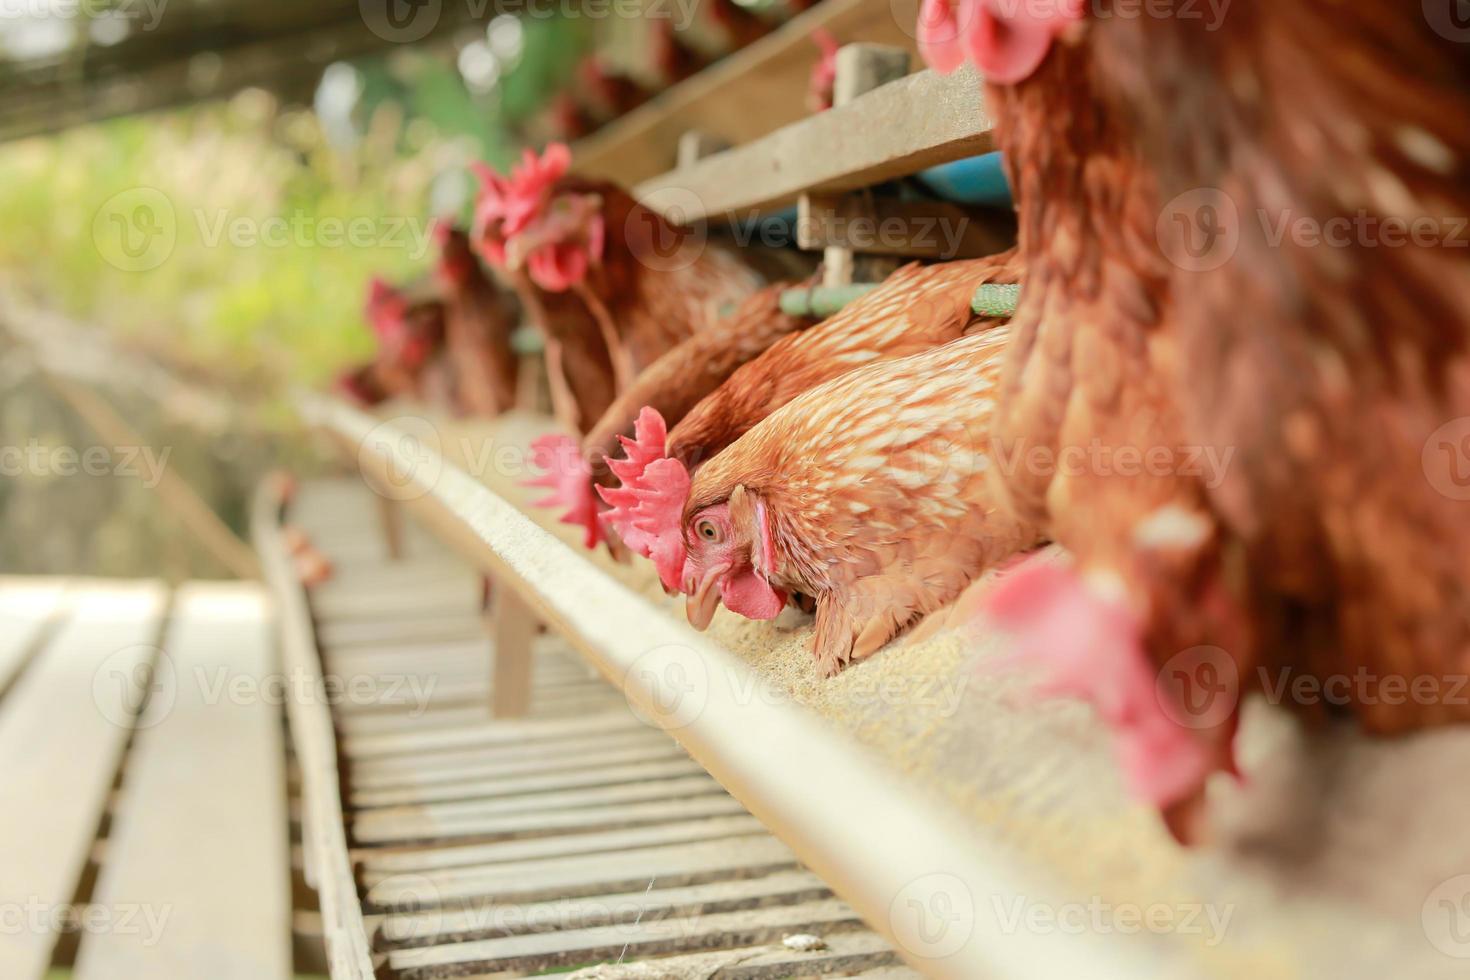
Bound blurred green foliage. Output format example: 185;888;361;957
0;23;588;577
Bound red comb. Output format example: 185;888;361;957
365;277;407;344
526;433;603;549
471;144;572;267
808;29;840;111
597;409;690;591
980;556;1214;808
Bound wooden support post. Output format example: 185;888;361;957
676;131;730;170
375;491;405;561
799;44;911;288
487;584;537;719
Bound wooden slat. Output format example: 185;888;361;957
358;772;725;822
634;65;990;223
380;869;833;949
366;835;801;909
562;930;906;980
572;0;923;185
351;757;706;809
342;710;647;760
352;795;750;847
72;584;290;980
347;729;680;785
0;581;167;979
349;781;740;846
358;815;768;879
0;578;68;698
316;615;488;649
389;898;863;977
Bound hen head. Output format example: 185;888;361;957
682;486;788;631
432;220;477;286
917;0;1083;82
365;276;408;342
471;143;605;292
364;277;438;368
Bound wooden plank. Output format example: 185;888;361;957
352;795;749;847
337;706;490;736
336;694;618;735
572;0;924;185
72;584;290;980
316;615;488;649
0;578;68;699
352;757;707;809
634;64;990;223
342;710;646;760
366;835;800;909
358;815;767;878
389;898;863;977
0;581;167;979
308;585;481;622
352;774;727;841
380;869;832;949
348;729;683;786
560;930;904;980
252;486;379;980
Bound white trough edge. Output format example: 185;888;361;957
252;482;379;979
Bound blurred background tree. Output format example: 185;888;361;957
0;11;595;577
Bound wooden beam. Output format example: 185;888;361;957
797;193;1017;260
634;63;991;223
572;0;925;185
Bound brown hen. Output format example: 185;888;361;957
433;223;520;417
676;328;1042;676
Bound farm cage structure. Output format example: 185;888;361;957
244;1;1470;978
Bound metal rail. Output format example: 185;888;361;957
304;394;1145;980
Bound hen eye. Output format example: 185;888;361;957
696;519;720;542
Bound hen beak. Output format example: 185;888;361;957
685;563;729;632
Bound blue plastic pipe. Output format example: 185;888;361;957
915;151;1012;208
723;151;1011;243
